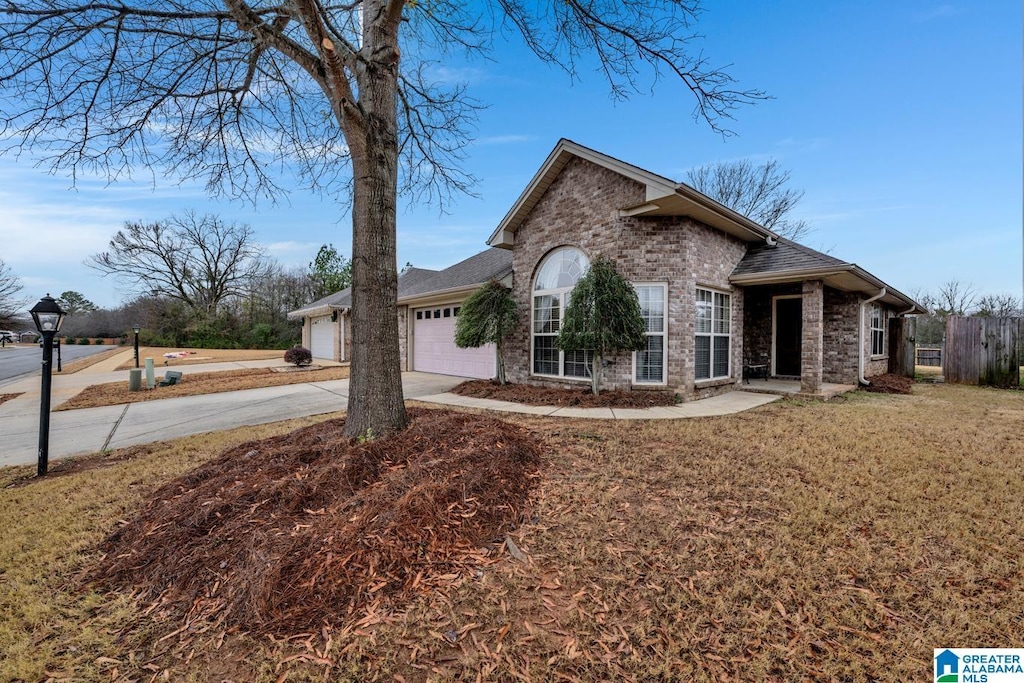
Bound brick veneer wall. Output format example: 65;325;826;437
741;284;891;386
801;280;824;393
822;288;860;384
397;306;408;371
504;156;748;400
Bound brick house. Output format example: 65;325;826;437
488;139;923;399
291;139;923;399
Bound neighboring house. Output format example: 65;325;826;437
288;249;512;379
291;138;923;398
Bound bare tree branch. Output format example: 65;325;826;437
87;212;268;316
1;0;766;436
687;158;810;241
0;258;27;322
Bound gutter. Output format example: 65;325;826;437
859;287;886;386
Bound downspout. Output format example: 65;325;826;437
858;287;886;386
765;235;778;246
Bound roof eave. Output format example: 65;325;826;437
286;303;348;320
731;265;927;313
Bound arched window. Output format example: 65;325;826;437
532;247;592;378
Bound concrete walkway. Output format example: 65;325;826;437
0;350;781;469
414;390;779;419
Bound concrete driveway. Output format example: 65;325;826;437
0;372;465;468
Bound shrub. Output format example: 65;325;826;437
284;346;312;367
77;338;89;345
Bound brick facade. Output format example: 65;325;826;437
504;156;747;400
741;283;897;386
800;280;824;393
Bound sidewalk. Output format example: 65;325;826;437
0;351;780;469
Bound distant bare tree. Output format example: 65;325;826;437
88;212;269;317
0;258;26;323
687;158;810;241
974;294;1022;318
937;280;977;317
0;0;765;438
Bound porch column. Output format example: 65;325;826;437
801;280;824;394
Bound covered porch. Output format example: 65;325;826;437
739;376;857;399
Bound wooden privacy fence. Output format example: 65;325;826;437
915;347;942;367
944;316;1022;387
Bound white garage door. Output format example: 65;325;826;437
413;306;495;379
309;315;336;360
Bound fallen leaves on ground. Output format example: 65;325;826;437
861;373;914;394
56;366;351;410
87;408;542;637
451;379;677;408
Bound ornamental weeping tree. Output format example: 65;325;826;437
556;256;646;395
0;1;764;440
454;280;519;385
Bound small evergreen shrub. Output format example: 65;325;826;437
77;338;89;345
284;346;312;367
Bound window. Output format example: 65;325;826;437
532;247;590;377
634;284;667;383
443;308;451;318
416;311;422;320
695;288;731;380
870;305;886;356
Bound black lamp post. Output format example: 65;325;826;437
132;323;140;368
29;294;66;477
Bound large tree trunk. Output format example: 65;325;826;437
342;1;408;439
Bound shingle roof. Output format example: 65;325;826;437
288;249;512;317
289;266;440;316
398;248;513;300
731;238;849;277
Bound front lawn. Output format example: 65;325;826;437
1;383;1021;681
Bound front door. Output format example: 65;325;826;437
774;297;802;377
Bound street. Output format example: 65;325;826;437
0;343;116;386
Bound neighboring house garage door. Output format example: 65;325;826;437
309;315;336;360
413;306;495;379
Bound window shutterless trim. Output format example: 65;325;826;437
632;282;668;385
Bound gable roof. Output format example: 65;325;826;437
732;238;925;313
486;138;777;248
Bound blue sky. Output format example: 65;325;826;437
1;1;1020;311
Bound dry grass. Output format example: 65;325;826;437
58;347;127;374
115;347;284;371
55;365;350;411
1;383;1022;681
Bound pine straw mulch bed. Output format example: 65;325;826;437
451;379;677;408
860;373;914;394
86;408;542;640
0;393;21;406
56;365;351;410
